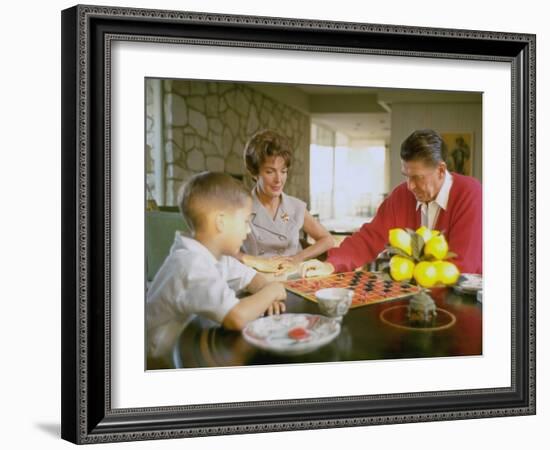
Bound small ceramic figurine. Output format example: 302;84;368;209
407;290;437;323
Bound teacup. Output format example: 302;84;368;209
315;288;353;321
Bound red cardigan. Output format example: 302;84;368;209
327;173;482;274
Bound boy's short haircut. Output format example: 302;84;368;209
177;172;251;234
243;129;292;178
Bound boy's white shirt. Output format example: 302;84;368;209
146;232;257;358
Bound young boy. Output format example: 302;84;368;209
146;172;287;360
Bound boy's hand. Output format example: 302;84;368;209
263;282;286;316
263;281;287;302
266;301;286;316
299;259;335;278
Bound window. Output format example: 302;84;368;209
310;123;388;231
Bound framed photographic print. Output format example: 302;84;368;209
144;79;484;371
61;4;536;444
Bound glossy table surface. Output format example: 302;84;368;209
157;286;482;370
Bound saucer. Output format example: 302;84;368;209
242;313;340;355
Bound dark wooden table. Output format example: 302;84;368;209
163;287;482;369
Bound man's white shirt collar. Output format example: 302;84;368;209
416;170;453;212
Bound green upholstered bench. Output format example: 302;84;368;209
145;210;189;282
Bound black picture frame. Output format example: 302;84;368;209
61;4;536;444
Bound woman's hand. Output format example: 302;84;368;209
269;255;298;272
299;259;335;278
285;254;305;266
243;254;295;274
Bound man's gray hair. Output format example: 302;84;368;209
400;129;447;167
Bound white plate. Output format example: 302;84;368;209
242;313;341;355
453;273;483;294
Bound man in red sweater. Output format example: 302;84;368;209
304;129;482;275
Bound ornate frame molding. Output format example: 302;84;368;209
61;5;536;444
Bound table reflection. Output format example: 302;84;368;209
147;287;482;370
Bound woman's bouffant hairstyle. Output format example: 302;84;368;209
400;129;448;167
177;172;251;235
243;129;292;178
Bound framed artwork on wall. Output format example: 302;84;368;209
441;132;474;176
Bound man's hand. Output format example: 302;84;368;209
299;259;335;278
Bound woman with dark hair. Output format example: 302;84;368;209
238;129;334;273
303;129;482;276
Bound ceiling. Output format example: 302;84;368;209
312;112;391;140
249;82;481;142
294;84;480;141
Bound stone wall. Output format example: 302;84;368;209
145;80;157;202
146;79;311;207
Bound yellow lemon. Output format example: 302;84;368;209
435;261;460;285
413;261;439;288
424;235;449;260
415;226;440;243
389;256;415;282
388;228;412;256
